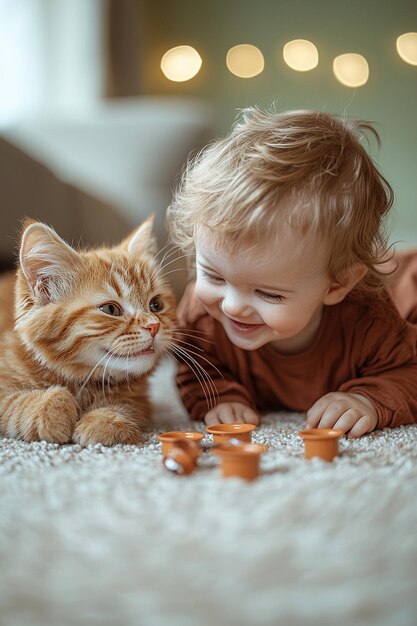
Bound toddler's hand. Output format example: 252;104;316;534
204;402;260;426
306;392;378;438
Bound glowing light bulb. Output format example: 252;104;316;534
333;53;369;87
160;46;202;82
283;39;319;72
396;32;417;66
226;44;264;78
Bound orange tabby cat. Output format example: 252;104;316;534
0;217;177;446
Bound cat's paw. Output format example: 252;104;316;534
35;386;79;443
73;408;142;447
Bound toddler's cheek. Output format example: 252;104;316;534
195;280;209;301
267;317;301;336
195;282;218;309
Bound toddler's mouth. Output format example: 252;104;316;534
228;318;264;333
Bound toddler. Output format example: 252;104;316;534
167;108;417;437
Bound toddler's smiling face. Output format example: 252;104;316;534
195;228;336;354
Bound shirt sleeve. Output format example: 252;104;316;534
175;283;257;421
338;306;417;429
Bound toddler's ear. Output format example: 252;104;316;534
323;264;368;305
20;221;81;304
118;215;157;258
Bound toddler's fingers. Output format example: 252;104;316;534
306;396;333;427
315;402;349;429
242;407;260;425
205;413;222;426
218;405;243;423
348;415;373;438
205;403;258;426
332;409;361;434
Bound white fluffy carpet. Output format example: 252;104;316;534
1;358;417;626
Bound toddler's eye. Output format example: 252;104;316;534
202;271;223;282
149;296;163;312
99;302;123;316
256;291;286;303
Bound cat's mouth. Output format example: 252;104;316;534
104;345;155;359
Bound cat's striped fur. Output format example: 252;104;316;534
0;217;177;446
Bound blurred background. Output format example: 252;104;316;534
0;0;416;295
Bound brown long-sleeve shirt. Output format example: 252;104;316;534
176;252;417;429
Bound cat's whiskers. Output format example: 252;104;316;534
154;244;187;271
111;336;154;357
173;329;216;345
145;250;195;296
150;251;195;284
157;267;191;281
125;346;135;392
176;340;223;402
77;350;114;398
174;326;212;336
173;337;204;352
171;341;225;380
101;351;114;398
166;341;219;411
152;243;180;268
153;242;179;265
158;252;195;274
166;344;213;411
171;346;218;412
171;338;220;406
151;247;179;280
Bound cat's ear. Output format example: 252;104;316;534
118;215;157;258
20;221;81;304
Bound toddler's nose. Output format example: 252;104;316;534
221;289;251;318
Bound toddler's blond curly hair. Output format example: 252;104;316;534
168;107;394;290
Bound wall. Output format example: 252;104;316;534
144;0;417;246
0;0;105;123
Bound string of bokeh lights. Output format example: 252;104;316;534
160;32;417;86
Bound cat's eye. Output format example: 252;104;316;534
149;296;163;313
99;302;123;316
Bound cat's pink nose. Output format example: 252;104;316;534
144;322;160;338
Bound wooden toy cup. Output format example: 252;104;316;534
163;440;201;475
213;443;268;481
205;423;256;445
157;431;204;456
299;428;344;462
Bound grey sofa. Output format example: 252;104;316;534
1;97;213;295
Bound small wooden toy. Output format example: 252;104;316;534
158;425;267;480
163;440;201;475
200;438;242;452
205;423;256;444
213;443;268;481
157;431;204;456
298;428;344;462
